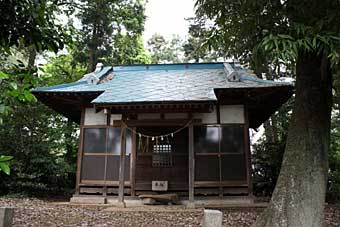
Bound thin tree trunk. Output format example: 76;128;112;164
65;118;75;164
271;115;278;143
264;120;274;143
28;45;36;69
88;11;99;73
253;51;332;227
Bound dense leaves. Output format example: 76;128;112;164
73;0;148;71
147;34;183;63
146;32;223;64
0;0;69;53
0;0;71;133
0;54;84;195
0;102;78;195
252;99;293;197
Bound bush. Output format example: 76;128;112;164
252;139;285;197
0;102;78;196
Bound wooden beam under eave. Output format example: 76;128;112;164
113;119;201;127
98;103;215;114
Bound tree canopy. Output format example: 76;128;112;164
73;0;149;71
0;0;69;53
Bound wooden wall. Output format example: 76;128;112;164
76;104;251;196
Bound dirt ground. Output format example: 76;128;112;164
0;197;339;227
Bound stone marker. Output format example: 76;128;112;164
0;207;13;227
203;209;222;227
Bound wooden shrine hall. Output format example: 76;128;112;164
33;62;293;206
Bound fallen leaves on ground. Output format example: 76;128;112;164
0;197;339;227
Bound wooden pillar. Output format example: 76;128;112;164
188;123;195;207
103;111;111;198
130;128;137;197
75;108;85;195
244;101;253;196
118;125;127;207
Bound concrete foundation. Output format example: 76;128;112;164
70;195;257;208
182;196;254;208
0;207;13;227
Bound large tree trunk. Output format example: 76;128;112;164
253;51;332;227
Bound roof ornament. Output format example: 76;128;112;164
83;62;104;85
223;63;240;82
95;62;104;72
84;73;99;85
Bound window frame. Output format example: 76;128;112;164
82;125;132;156
152;143;173;168
194;123;248;183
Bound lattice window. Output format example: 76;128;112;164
152;144;172;167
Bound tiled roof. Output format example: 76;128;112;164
34;63;292;104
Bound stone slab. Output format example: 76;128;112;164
142;198;156;205
106;198;143;207
0;207;13;227
115;202;126;208
138;194;179;204
70;196;106;204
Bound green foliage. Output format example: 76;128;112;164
40;54;87;85
0;0;71;181
0;54;84;195
108;34;151;65
0;0;69;53
183;18;225;62
252;99;293;196
147;34;184;64
0;155;13;175
0;102;78;195
328;70;340;202
252;139;285;196
146;32;220;64
0;64;39;124
328;118;340;202
195;0;340;74
0;0;71;131
73;0;148;70
262;25;340;65
194;0;285;69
